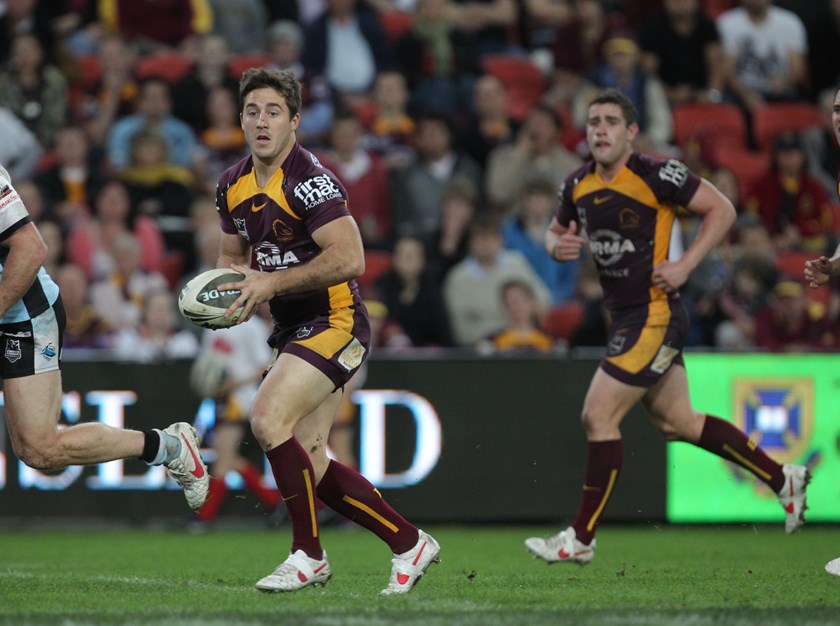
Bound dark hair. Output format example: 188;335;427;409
589;88;637;126
238;67;301;118
529;103;562;130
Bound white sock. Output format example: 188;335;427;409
149;429;181;465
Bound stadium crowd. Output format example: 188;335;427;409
5;0;840;359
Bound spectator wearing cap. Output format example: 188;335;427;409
753;276;836;352
743;130;835;254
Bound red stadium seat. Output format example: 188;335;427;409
752;102;822;152
482;55;545;121
541;303;584;341
672;103;748;150
379;10;414;43
775;251;812;280
356;250;392;290
227;53;274;79
710;146;770;202
135;53;194;83
74;54;102;88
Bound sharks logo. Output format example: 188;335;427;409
41;343;57;360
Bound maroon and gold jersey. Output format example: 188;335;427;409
557;152;701;315
216;142;362;327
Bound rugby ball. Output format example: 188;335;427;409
178;268;245;329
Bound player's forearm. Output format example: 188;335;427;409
268;246;364;296
680;204;735;273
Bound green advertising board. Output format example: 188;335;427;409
669;353;840;523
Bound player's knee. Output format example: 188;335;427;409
580;407;608;436
250;409;296;447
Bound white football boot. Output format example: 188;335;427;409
525;526;595;565
380;530;441;595
162;422;209;511
777;463;811;534
255;550;332;592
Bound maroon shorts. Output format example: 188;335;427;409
267;303;371;390
599;298;688;388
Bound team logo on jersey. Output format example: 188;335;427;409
272;218;294;242
253;241;300;270
732;378;814;464
5;339;21;363
607;332;626;356
588;229;636;266
619;208;640;230
310;153;323;168
233;217;249;240
658;159;689;188
295;326;313;339
0;185;11;199
293;175;342;210
40;343;57;360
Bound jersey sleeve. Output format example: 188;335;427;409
0;165;32;241
556;178;577;227
647;158;702;210
290;170;352;234
215;177;238;235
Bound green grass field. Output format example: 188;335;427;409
1;524;838;625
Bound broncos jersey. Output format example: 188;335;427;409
557;153;701;314
216;142;362;328
0;165;59;324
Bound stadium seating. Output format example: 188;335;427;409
710;146;770;202
356;249;393;290
752;102;822;152
541;302;585;341
672;102;748;150
135;52;194;83
227;53;274;79
481;55;545;121
379;10;414;43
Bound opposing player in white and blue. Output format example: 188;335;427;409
0;165;209;511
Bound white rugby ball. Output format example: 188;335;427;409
178;268;245;329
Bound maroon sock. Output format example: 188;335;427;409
239;462;280;510
266;438;322;559
571;439;623;545
696;415;784;491
196;476;228;522
316;460;419;554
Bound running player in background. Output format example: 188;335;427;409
526;88;810;565
213;68;439;594
189;308;279;527
0;164;208;512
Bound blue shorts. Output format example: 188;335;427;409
0;297;64;379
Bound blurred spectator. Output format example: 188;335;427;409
34;125;104;225
427;177;478;280
443;214;550;345
318;109;392;249
478;279;556;354
574;33;674;154
113;288;200;361
743;130;834;253
107;76;198;170
90;231;169;330
375;236;455;346
805;1;840;99
54;262;114;350
194;85;249;194
549;0;619;106
268;20;335;147
364;70;416;170
711;256;776;349
96;0;213;54
0;33;69;147
392;110;482;240
753;276;836;351
37;219;66;278
0;106;41;180
266;0;300;23
395;0;480;119
519;0;573;52
66;179;166;281
209;0;268;54
459;74;519;170
802;87;840;196
172;34;239;134
118;130;195;266
486;103;581;212
568;251;608;348
450;0;518;56
79;34;139;147
503;177;579;304
301;0;394;98
16;179;45;223
640;0;727;106
717;0;808;111
709;166;743;213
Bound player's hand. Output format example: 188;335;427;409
804;257;834;288
552;220;587;261
219;263;277;324
652;260;690;293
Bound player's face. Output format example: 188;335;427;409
586;102;638;171
832;88;840;145
240;87;299;165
